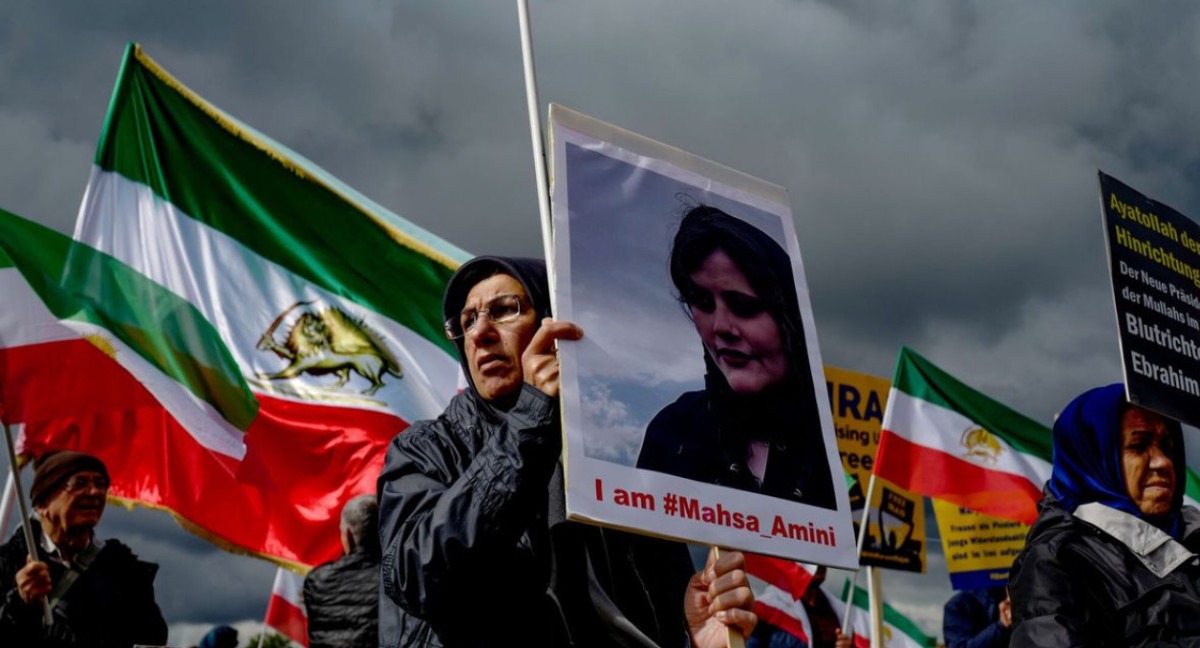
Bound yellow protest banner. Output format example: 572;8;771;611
932;498;1029;589
826;366;925;572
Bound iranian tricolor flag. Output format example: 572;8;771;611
744;554;818;644
873;347;1053;525
6;42;468;568
840;583;935;648
265;568;308;648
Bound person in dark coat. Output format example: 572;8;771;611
377;256;757;647
0;450;168;646
943;587;1010;648
303;494;379;648
1009;383;1200;645
636;206;835;509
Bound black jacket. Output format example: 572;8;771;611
0;522;168;647
377;383;696;647
304;545;379;648
637;390;835;509
1010;496;1200;646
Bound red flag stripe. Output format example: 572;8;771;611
743;553;816;600
754;600;810;644
266;595;308;646
873;432;1042;524
3;339;406;567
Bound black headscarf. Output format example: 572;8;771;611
442;255;551;394
669;206;818;437
670;206;808;386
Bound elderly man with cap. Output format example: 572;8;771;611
0;450;168;646
377;256;756;647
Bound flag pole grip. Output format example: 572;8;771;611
712;546;747;648
1;421;53;626
840;472;878;634
516;0;557;312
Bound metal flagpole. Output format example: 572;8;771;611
0;470;17;541
2;420;53;625
516;0;558;310
867;566;884;648
513;9;743;646
840;471;878;635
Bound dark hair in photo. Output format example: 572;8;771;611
669;204;807;383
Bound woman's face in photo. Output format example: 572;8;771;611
686;248;788;394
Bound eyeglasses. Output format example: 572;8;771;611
62;475;110;494
445;294;525;339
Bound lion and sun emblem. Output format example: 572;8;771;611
960;425;1003;464
254;300;403;401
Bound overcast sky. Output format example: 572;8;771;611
3;0;1200;641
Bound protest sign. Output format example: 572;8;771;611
826;366;926;572
1100;171;1200;425
933;498;1028;590
549;104;854;567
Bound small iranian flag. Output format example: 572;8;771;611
265;568;308;648
873;347;1053;525
840;583;936;648
6;42;468;568
744;554;818;644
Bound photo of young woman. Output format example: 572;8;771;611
637;205;835;509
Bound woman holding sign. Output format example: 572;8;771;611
636;205;835;509
1010;383;1200;644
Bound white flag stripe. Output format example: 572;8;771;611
0;270;245;458
271;568;306;610
747;574;812;643
883;388;1052;486
0;272;80;348
75;168;459;420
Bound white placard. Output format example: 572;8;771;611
550;104;855;568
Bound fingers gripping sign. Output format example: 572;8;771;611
521;318;583;397
686;547;757;648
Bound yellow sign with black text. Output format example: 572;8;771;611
825;366;926;572
933;498;1029;589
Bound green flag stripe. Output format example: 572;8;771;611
0;207;258;430
95;44;459;355
841;582;936;646
1187;469;1200;503
892;349;1200;496
892;347;1053;461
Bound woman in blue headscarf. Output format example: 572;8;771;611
1009;383;1200;646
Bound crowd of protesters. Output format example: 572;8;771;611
4;252;1200;648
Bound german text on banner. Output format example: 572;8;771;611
932;499;1029;590
16;43;467;568
1099;171;1200;427
872;347;1053;525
